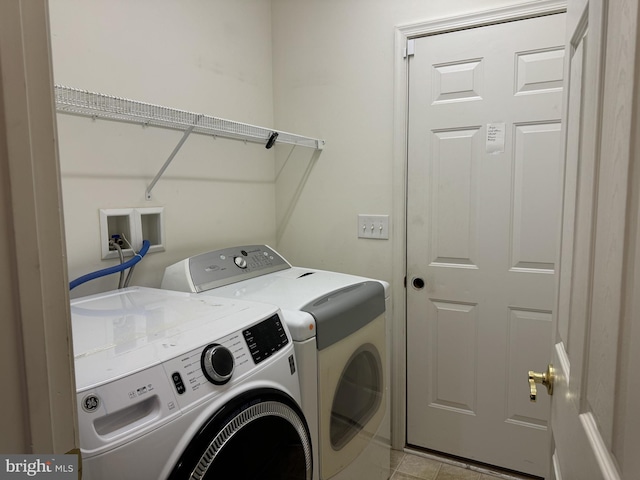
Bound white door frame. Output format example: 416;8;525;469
0;0;77;453
390;0;567;451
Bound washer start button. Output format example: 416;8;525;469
172;372;186;395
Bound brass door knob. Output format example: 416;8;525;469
528;364;554;402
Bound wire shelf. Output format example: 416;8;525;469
54;85;324;150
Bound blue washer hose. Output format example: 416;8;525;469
69;240;151;290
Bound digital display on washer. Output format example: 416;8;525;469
242;314;289;364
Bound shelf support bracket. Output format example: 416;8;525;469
145;115;203;200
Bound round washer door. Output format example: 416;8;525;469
169;389;312;480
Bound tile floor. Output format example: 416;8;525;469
389;450;530;480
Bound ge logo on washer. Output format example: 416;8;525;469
82;394;100;413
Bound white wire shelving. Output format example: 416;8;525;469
54;85;325;198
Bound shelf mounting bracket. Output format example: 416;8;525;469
145;115;203;200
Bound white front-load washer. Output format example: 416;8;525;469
71;286;312;480
161;245;391;480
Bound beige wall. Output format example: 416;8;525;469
49;0;545;299
49;0;278;298
272;0;551;284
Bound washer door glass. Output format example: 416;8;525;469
330;343;383;450
169;390;312;480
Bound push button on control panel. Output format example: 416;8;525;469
288;354;296;375
171;372;186;395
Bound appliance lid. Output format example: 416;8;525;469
71;287;280;389
209;266;388;310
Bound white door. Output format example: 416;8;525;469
550;0;640;478
406;13;566;476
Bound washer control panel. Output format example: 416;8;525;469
163;313;289;409
186;245;290;292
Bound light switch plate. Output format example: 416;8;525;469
357;214;390;240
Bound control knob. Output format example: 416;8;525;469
201;344;235;385
234;256;247;269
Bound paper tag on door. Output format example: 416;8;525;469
486;123;506;154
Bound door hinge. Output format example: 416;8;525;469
403;39;415;59
404;276;407;288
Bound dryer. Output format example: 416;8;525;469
162;245;391;480
71;286;312;479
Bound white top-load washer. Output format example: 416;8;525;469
161;245;391;480
72;286;312;480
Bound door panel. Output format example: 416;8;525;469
429;128;480;267
506;308;552;428
430;300;478;414
406;13;566;476
511;123;562;271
